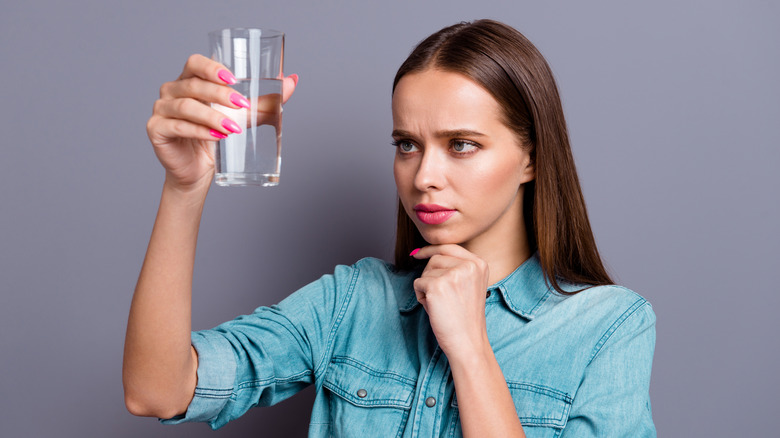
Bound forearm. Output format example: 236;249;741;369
123;179;209;418
449;340;526;438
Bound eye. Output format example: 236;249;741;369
392;140;419;154
451;140;478;154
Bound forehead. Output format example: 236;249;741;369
391;69;504;131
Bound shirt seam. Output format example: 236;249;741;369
192;388;233;399
330;355;417;386
236;369;314;391
587;297;649;365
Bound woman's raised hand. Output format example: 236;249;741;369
146;54;298;191
410;245;491;361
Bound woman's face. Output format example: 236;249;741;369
392;69;535;253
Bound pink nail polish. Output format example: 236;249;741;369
230;92;251;109
409;248;420;257
210;129;227;139
289;73;299;86
221;118;242;134
218;69;237;85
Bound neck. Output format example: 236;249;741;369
463;229;531;286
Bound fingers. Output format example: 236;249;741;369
151;53;299;146
420;255;464;273
410;244;489;305
173;54;298;103
160;77;248;108
411;245;488;281
155;57;250;141
178;54;236;84
413;280;427;306
147;114;225;142
154;97;242;136
410;244;485;264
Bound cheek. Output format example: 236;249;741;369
393;160;412;202
392;160;403;190
467;158;525;204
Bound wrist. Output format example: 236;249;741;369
445;332;494;370
163;174;212;200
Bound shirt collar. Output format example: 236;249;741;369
397;252;553;320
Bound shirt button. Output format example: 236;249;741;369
486;290;492;298
425;396;436;407
357;389;367;398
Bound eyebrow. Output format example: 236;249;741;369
391;129;487;139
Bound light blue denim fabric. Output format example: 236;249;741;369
162;253;656;437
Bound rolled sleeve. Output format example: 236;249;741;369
159;331;238;427
159;263;358;430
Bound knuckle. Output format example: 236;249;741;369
171;120;187;136
145;117;157;133
152;99;164;114
186;53;200;67
159;81;172;97
182;78;196;95
173;98;189;114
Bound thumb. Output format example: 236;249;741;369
282;74;298;104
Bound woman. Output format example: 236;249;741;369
124;19;656;437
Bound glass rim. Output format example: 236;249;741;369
208;27;284;39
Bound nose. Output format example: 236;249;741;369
414;148;446;192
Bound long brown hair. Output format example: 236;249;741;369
392;19;613;294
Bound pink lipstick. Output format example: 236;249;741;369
414;204;456;225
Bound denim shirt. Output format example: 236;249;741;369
162;253;656;437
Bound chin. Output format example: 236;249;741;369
417;229;466;246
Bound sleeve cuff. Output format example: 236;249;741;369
159;330;237;427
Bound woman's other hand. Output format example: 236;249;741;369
411;244;491;361
146;54;298;191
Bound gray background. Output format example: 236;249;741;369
1;0;777;436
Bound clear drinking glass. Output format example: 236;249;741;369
209;28;285;187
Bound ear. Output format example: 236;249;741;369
520;157;535;184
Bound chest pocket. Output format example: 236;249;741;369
323;356;416;438
448;382;572;438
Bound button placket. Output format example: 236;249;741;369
410;346;453;436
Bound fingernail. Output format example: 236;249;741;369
289;73;299;86
409;248;420;257
210;129;227;139
218;69;237;85
221;118;242;134
230;92;250;109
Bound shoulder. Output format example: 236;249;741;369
577;285;654;327
550;283;653;322
281;257;413;305
349;257;419;307
349;257;396;276
537;284;655;357
325;257;414;293
567;285;656;362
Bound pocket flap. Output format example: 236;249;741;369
452;382;572;429
323;356;416;409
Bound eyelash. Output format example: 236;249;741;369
391;139;480;156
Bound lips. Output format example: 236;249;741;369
414;204;456;225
